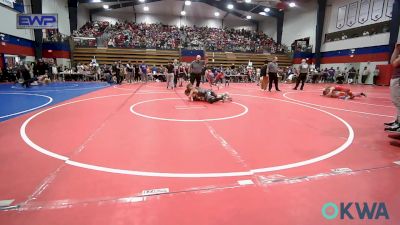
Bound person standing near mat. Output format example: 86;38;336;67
134;61;140;82
260;60;269;91
189;55;205;87
348;67;356;84
293;59;309;90
166;61;175;90
384;43;400;132
267;56;281;91
112;61;120;84
140;61;148;83
173;59;179;88
361;66;371;84
126;61;134;83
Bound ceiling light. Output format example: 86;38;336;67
264;8;270;12
245;0;251;3
139;0;145;2
143;6;149;11
181;11;186;16
103;5;109;9
289;2;296;7
92;0;101;2
246;15;251;19
214;12;220;17
259;12;266;16
227;4;234;9
185;0;191;6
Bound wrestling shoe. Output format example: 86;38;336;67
385;125;400;132
388;134;400;140
384;121;398;126
360;92;367;97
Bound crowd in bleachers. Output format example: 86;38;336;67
73;21;286;53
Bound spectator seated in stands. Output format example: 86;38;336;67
72;21;286;53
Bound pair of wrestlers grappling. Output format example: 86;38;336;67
184;84;366;103
185;83;232;103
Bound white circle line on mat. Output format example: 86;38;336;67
0;93;53;119
130;98;248;122
20;93;354;178
282;91;393;118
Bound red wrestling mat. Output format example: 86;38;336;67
0;82;399;225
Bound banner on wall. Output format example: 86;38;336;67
16;14;58;29
371;0;384;21
336;5;347;29
347;2;358;27
358;0;370;24
386;0;394;17
0;0;24;13
0;0;14;7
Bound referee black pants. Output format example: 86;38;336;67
268;72;279;91
294;73;307;90
190;73;202;87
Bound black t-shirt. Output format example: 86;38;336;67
127;65;133;72
348;69;356;78
112;65;118;72
166;64;174;73
260;65;267;77
103;69;112;76
134;65;140;74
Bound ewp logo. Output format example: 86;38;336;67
17;14;58;29
322;202;389;220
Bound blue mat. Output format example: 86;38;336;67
0;82;110;122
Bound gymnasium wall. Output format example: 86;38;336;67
293;45;390;84
0;0;34;41
288;0;396;84
42;0;71;36
77;4;90;29
321;0;393;52
259;16;277;40
324;0;392;33
282;1;318;52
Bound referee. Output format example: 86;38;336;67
294;58;309;90
267;56;281;91
189;55;205;87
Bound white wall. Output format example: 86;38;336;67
324;0;392;33
91;9;255;30
259;16;277;39
42;0;70;35
282;1;318;52
322;0;393;51
321;32;390;51
77;4;90;29
0;0;34;40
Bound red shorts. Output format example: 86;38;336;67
334;86;349;92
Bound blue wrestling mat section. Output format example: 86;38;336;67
0;82;110;122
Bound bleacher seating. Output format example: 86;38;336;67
73;47;292;68
205;51;292;68
73;48;180;66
